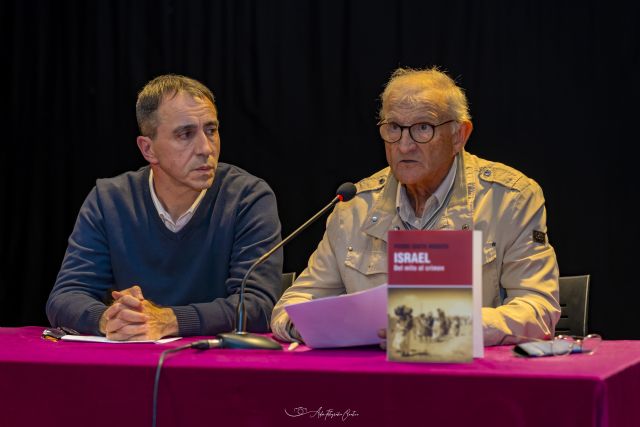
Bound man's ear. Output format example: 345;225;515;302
452;121;473;154
136;136;158;164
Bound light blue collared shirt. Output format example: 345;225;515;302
395;156;457;230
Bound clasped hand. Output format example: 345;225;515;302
99;285;178;341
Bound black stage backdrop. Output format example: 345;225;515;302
2;1;638;338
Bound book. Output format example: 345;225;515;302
387;230;483;363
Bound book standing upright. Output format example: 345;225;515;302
387;230;483;362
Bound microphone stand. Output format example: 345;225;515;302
218;194;345;350
155;185;356;427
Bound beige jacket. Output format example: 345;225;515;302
272;151;560;346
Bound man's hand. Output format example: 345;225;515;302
99;285;178;341
378;328;387;350
288;323;304;343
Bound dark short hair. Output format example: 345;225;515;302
136;74;216;137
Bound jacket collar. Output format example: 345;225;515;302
361;151;475;242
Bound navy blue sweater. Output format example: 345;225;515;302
46;163;283;336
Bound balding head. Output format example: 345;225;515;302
380;67;471;124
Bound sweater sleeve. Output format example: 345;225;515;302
175;179;283;336
46;187;113;335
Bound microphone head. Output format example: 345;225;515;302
336;182;357;202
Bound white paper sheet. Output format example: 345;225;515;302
60;335;181;344
285;284;388;348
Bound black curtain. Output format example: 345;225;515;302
2;0;638;339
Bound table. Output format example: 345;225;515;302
1;327;639;427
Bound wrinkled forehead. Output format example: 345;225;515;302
382;81;448;121
158;92;218;124
161;90;217;113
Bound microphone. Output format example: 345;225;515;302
217;182;358;350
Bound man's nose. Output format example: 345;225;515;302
397;128;416;153
196;131;215;156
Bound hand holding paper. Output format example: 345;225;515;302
285;284;388;348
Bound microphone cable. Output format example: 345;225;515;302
152;340;220;427
150;182;357;425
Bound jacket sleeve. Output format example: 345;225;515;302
174;180;283;336
46;187;112;335
482;181;561;346
271;207;346;342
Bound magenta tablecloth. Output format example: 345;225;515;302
1;327;639;427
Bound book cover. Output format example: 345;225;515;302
387;230;483;363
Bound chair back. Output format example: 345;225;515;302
281;272;297;294
556;275;590;336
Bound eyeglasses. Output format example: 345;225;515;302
41;326;79;342
378;119;456;144
499;333;603;357
552;334;602;355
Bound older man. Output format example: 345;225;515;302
47;75;282;340
271;67;559;346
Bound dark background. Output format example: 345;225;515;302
2;1;638;338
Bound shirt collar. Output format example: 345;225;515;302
395;156;458;229
149;169;207;232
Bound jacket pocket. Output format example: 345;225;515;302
482;241;501;306
344;249;387;275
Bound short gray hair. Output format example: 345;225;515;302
136;74;216;137
379;67;471;123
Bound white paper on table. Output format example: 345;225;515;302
60;335;182;344
284;284;388;348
